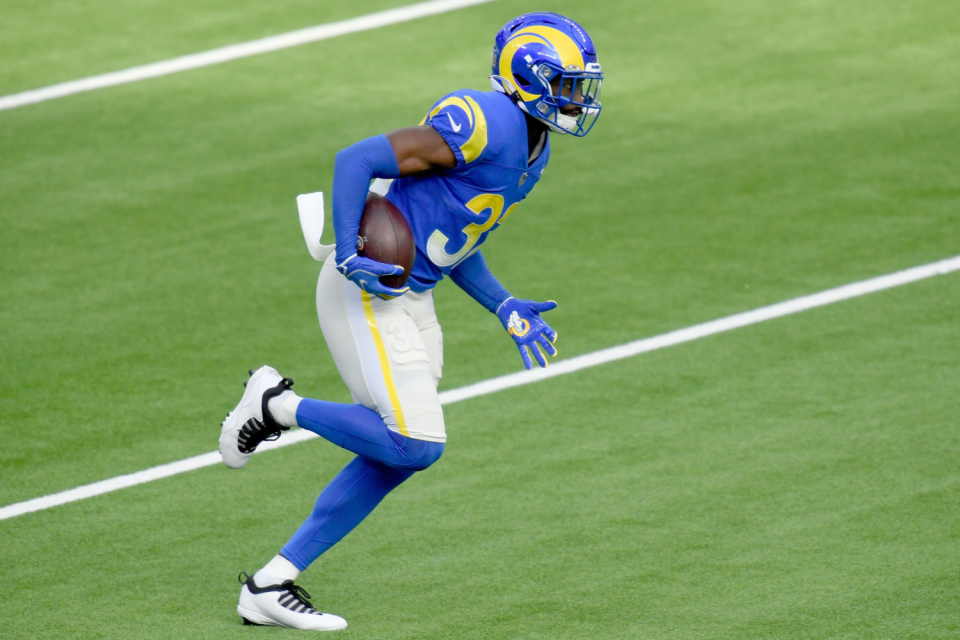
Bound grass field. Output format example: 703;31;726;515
1;0;959;637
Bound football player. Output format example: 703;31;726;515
219;12;602;631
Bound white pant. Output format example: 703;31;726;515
316;255;445;443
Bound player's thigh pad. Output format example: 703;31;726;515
404;289;443;387
316;257;445;443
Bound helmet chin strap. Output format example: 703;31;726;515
490;75;522;102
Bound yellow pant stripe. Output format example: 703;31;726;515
360;291;409;436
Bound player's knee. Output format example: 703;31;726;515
403;440;444;471
387;435;442;471
385;426;444;471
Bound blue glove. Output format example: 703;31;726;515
336;254;410;299
496;297;559;370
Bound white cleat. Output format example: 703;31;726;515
237;572;348;631
219;365;294;469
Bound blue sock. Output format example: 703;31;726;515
280;399;444;570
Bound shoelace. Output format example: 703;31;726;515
237;572;319;614
278;581;316;612
236;417;285;454
231;374;294;454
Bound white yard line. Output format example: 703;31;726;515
0;0;498;112
2;254;958;522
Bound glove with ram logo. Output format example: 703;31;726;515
495;297;559;370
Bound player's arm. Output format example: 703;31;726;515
450;252;558;370
386;126;456;175
332;128;454;297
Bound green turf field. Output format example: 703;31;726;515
1;0;958;637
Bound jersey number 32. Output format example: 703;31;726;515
426;194;517;269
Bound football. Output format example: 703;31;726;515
357;192;416;289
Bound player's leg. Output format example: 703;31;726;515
233;260;445;629
245;433;441;601
236;444;440;630
288;399;441;468
307;254;446;445
279;457;412;570
272;271;448;557
232;415;442;630
219;258;445;468
279;441;440;569
261;270;447;568
250;256;444;458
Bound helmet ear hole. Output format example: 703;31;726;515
513;74;532;89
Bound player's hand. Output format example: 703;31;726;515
496;297;559;370
336;254;410;299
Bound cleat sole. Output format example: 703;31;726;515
238;607;282;627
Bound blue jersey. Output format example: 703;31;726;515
386;90;550;292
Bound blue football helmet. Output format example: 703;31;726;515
490;12;603;137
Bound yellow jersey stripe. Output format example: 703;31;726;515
360;291;409;437
460;96;488;163
427;96;474;127
418;96;488;164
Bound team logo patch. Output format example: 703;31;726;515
507;311;530;337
